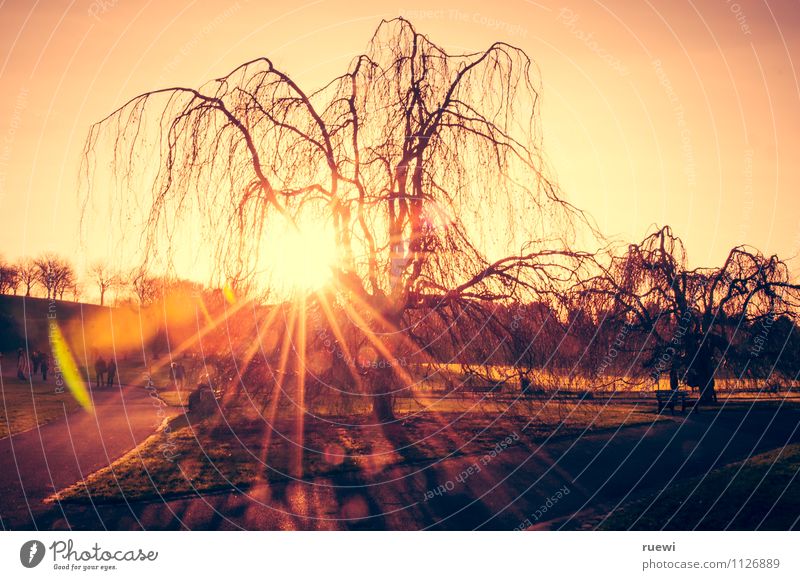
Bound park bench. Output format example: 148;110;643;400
654;389;690;414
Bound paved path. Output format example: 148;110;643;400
5;400;797;530
0;384;180;530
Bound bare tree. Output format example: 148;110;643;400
578;226;800;403
128;266;162;306
34;254;76;300
83;19;588;420
34;254;59;299
15;258;39;297
89;261;121;306
0;257;19;294
69;280;83;302
56;273;76;300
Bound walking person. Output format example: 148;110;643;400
107;358;117;388
175;362;186;389
17;347;29;381
95;355;107;388
41;353;49;381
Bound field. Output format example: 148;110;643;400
598;443;800;530
0;371;80;439
2;294;799;531
49;396;669;504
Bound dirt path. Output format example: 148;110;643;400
0;384;180;530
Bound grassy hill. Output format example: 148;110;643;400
0;294;112;353
0;294;200;438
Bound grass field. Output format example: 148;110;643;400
599;443;800;530
49;398;668;504
0;352;197;439
3;294;798;514
0;370;81;439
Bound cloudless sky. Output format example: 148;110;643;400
1;0;798;280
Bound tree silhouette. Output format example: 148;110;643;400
14;258;38;297
89;261;121;306
0;256;19;295
33;254;76;301
83;19;589;419
128;266;162;306
579;226;800;403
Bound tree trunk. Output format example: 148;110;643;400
372;367;396;422
368;306;401;422
669;365;679;390
693;337;717;405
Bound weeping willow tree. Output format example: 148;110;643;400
579;226;800;402
82;18;587;420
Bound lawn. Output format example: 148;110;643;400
0;353;192;439
0;374;81;439
48;398;668;504
599;443;800;530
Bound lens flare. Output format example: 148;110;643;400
222;282;237;305
50;323;93;413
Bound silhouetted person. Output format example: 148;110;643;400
17;348;29;381
107;358;117;387
31;350;41;374
40;354;49;381
175;363;186;389
95;356;107;388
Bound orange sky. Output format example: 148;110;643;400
1;0;799;280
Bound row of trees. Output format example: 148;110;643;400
406;226;800;402
0;255;172;307
80;18;800;419
0;254;78;300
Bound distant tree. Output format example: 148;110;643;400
34;255;58;298
738;314;800;382
34;254;76;300
128;266;162;306
15;258;38;297
0;257;19;294
89;261;121;306
579;226;800;403
59;272;77;301
69;280;83;302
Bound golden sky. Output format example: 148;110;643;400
1;0;799;278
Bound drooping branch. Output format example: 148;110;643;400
81;18;591;310
574;226;800;388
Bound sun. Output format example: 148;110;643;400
268;225;337;294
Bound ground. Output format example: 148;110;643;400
2;295;798;530
0;372;80;439
596;442;800;530
2;376;799;530
46;396;667;504
0;352;181;439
